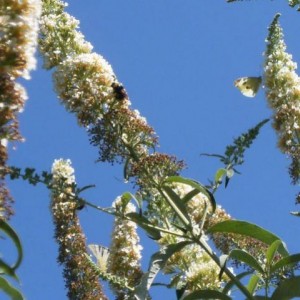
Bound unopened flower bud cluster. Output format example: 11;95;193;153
0;0;41;79
0;0;41;220
51;159;106;299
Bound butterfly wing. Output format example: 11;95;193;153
88;244;110;272
234;76;262;97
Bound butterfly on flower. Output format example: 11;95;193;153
88;244;110;272
234;76;262;98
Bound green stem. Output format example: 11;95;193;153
83;199;187;238
196;237;255;299
158;187;190;227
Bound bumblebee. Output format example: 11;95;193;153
111;82;128;101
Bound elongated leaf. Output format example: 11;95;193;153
123;157;130;181
215;168;227;184
271;276;300;300
162;186;191;225
182;189;202;204
218;254;228;280
266;240;283;266
176;286;186;300
207;220;289;257
224;176;230;188
0;221;23;270
290;211;300;217
134;241;191;300
164;176;216;212
270;253;300;274
133;192;143;210
228;249;264;274
0;277;24;300
201;153;225;160
0;259;17;278
119;192;136;212
225;168;235;187
182;290;232;300
77;184;96;194
222;271;253;294
126;212;161;240
247;274;260;295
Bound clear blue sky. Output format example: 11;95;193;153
4;1;300;299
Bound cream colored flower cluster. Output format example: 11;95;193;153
184;245;225;291
158;182;232;291
0;0;41;79
39;0;92;69
51;158;76;209
39;0;134;127
264;14;300;182
107;196;143;297
51;159;77;237
53;53;117;125
52;158;75;184
160;233;226;292
173;182;212;224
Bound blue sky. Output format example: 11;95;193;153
3;1;300;299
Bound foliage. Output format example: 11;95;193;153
202;119;269;190
288;0;300;10
0;220;24;300
1;0;300;299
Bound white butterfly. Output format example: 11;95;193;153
88;244;110;272
234;76;262;98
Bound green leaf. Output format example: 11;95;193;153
224;176;230;188
24;168;35;179
201;153;226;160
176;286;186;300
0;221;23;270
133;192;143;210
0;277;24;300
271;276;300;300
266;240;284;266
123;158;130;181
207;220;289;257
247;274;260;295
289;0;300;10
215;168;227;184
161;186;191;226
77;184;96;194
182;289;232;300
120;192;133;211
126;212;161;240
8;167;21;180
164;176;216;212
0;259;17;279
270;253;300;275
218;254;228;280
222;271;253;295
182;189;203;205
228;249;264;274
134;241;191;300
224;168;234;188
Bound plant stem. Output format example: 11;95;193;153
197;237;255;299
